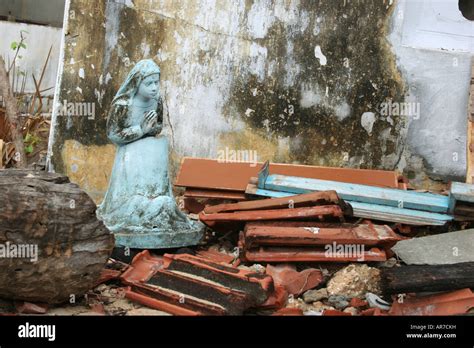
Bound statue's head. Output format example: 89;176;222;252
137;74;160;101
113;59;161;105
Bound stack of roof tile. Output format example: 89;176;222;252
120;251;275;316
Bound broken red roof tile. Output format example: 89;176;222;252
240;246;387;263
124;286;205;316
195;249;235;264
350;297;369;308
120;250;163;284
266;264;323;296
162;253;274;303
122;252;274;315
259;285;288;310
199;205;344;226
94;269;123;287
147;268;256;315
389;288;474;316
271;307;304;316
323;309;353;316
360;308;389;316
243;223;401;249
204;191;343;214
15;301;48;315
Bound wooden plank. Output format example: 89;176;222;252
381;262;474;294
246;186;452;226
203;191;342;214
450;181;474;204
175;158;401;192
262;174;450;213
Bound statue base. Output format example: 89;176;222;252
113;223;205;249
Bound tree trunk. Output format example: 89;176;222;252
380;262;474;295
0;56;26;168
0;170;115;304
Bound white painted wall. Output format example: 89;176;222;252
390;0;473;181
401;0;474;53
0;21;62;96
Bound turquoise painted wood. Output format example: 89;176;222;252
259;174;450;213
249;187;452;226
449;182;474;213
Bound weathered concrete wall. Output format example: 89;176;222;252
389;0;472;185
48;0;472;203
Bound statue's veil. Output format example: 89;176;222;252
112;59;161;106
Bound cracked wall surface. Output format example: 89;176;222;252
49;0;471;202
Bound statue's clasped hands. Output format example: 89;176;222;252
142;110;159;135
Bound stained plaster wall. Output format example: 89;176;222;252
48;0;472;203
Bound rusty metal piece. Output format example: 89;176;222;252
241;246;387;263
199;205;344;225
175;158;401;191
266;264;323;296
389;288;474;316
204;191;343;214
243;223;401;249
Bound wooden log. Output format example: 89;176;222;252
0;169;115;304
380;262;474;295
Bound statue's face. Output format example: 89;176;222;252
137;74;160;100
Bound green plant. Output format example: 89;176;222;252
23;133;40;154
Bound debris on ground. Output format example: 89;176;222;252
327;264;381;298
392;228;474;265
3;159;474;316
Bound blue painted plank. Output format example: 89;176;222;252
260;174;450;213
249;187;452;226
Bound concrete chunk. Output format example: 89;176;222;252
392;229;474;265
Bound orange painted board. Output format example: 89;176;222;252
175;158;400;192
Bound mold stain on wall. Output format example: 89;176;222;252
228;0;406;169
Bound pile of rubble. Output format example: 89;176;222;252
3;158;474;316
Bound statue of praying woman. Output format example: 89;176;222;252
97;59;204;249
